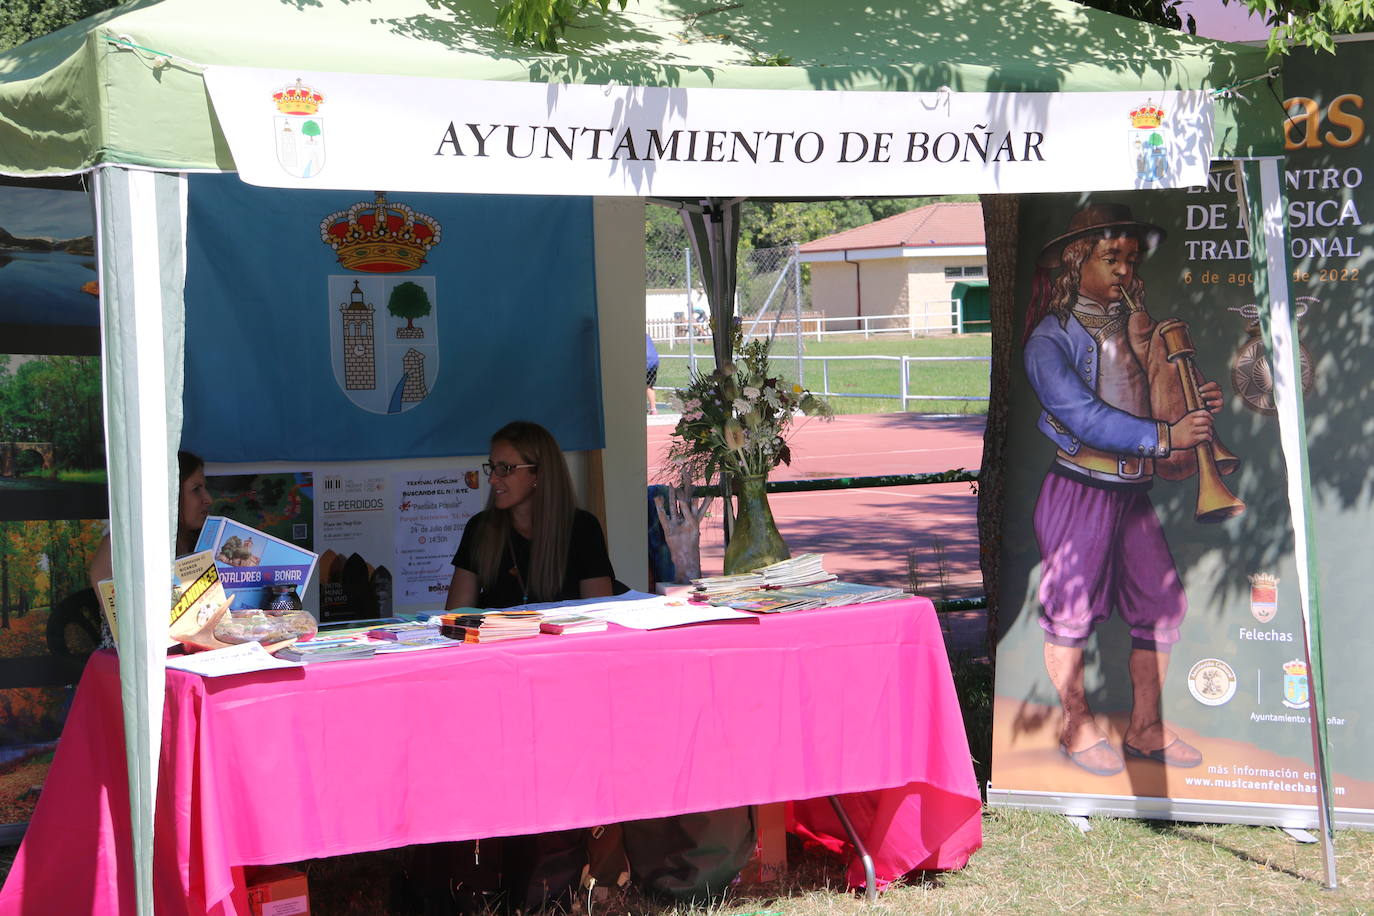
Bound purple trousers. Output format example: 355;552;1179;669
1033;469;1186;650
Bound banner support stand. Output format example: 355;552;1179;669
1239;156;1337;890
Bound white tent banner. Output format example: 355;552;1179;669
205;67;1214;196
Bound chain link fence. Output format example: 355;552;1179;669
646;244;810;402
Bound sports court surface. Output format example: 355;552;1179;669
646;412;987;598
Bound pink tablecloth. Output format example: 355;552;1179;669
0;597;981;915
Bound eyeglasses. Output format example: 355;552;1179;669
483;461;537;478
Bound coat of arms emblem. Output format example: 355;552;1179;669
1128;100;1169;185
1249;572;1278;623
273;78;326;179
321;193;442;414
1282;659;1309;709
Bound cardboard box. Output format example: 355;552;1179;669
245;865;310;916
740;802;788;883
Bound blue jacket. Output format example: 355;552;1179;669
645;333;660;370
1023;313;1168;458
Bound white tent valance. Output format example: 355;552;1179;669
206;67;1215;195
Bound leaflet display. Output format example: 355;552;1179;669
195;515;319;611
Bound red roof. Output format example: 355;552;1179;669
799;201;984;253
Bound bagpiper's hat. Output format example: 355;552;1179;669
1036;202;1166;268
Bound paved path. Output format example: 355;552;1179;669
646;412;987;598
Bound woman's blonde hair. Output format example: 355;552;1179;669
472;421;576;602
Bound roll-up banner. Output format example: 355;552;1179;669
989;41;1374;827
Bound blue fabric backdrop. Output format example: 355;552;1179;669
181;174;603;461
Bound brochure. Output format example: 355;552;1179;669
195;515;319;611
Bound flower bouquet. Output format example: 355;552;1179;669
666;336;832;573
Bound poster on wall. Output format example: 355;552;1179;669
0;180;100;356
0;355;107;522
392;469;482;606
0;519;105;833
305;461;483;621
989;42;1373;826
0;179;109;836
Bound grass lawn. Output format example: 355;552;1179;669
655;334;992;416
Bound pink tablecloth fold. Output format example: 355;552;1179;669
0;597;981;914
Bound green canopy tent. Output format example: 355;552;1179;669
1;0;1335;909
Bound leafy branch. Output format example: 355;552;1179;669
494;0;627;50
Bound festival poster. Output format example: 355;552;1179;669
313;465;391;622
989;42;1374;825
392;468;482;607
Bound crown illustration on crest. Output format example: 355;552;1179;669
319;193;442;273
1248;572;1279;589
1283;659;1307;677
1129;100;1165;129
274;78;325;116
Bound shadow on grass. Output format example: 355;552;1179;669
292;833;867;916
1139;822;1317;883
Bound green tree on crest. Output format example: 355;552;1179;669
388;281;432;332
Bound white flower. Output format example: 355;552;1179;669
733;398;751;415
743;386;761;401
723;418;746;450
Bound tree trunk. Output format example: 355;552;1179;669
978;194;1019;664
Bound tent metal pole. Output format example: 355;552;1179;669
1240;157;1337;889
93;166;186;914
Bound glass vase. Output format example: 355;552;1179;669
723;473;790;575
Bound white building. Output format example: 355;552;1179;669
799;202;988;334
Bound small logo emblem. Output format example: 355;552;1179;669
1282;659;1309;709
1128;99;1169;185
273;78;326;179
1188;658;1237;707
1249;572;1279;623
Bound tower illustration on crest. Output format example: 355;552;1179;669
340;281;376;390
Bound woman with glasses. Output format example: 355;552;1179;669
445;420;615;610
420;422;613;914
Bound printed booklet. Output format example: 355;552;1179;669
195;515;319;611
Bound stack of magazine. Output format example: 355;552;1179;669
539;612;609;635
439;610;542;643
366;622;460;652
710;579;907;613
690;553;834;600
692;554;906;613
276;638;376;663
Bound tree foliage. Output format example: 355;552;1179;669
649;196;978;254
1232;0;1374;54
0;0;119;52
1075;0;1196;32
0;356;104;472
387;281;432;327
495;0;626;50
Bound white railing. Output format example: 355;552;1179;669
654;353;991;410
649;303;989;344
